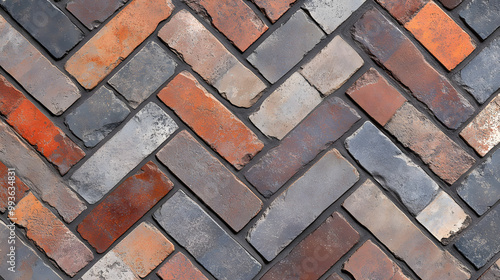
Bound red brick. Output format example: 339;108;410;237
252;0;296;22
439;0;462;9
376;0;427;23
65;0;174;89
344;240;410;280
158;71;263;170
261;212;359;280
0;161;29;213
10;192;93;277
78;161;173;253
0;75;24;116
157;252;208;280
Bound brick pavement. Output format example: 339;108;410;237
0;0;499;279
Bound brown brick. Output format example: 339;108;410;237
158;72;263;169
67;0;129;30
65;0;174;89
376;0;427;23
326;273;343;280
439;0;462;9
253;0;296;22
0;161;29;213
157;252;208;280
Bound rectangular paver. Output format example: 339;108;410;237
460;0;500;40
303;0;366;34
67;0;129;30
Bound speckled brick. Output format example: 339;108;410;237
303;0;365;34
343;180;470;280
11;193;93;277
248;149;359;261
81;251;139;280
0;16;80;115
245;97;360;197
67;0;128;30
247;10;324;83
65;86;130;147
69;102;178;204
78;162;173;253
154;190;262;280
65;0;173;89
156;130;262;232
460;0;500;40
0;161;29;213
375;0;426;23
158;72;263;170
108;41;177;109
253;0;297;22
250;72;322;139
479;259;500;280
158;10;265;108
300;36;363;95
262;212;359;280
157;252;208;280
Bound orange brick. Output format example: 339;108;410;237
405;1;475;70
157;252;208;280
253;0;297;22
0;161;29;213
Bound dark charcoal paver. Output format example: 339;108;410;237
460;0;500;40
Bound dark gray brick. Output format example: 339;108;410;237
460;0;500;40
67;0;128;30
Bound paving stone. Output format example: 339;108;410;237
457;148;500;215
375;0;426;23
352;8;474;129
154;190;262;280
78;162;173;253
247;149;359;261
81;251;139;280
460;0;500;40
0;0;83;58
460;94;500;156
439;0;462;9
247;10;324;83
0;121;86;222
65;86;130;147
300;36;363;95
343;180;471;280
0;16;80;115
479;259;500;280
385;102;476;184
252;0;297;22
11;193;93;277
156;130;262;232
0;161;29;213
261;212;359;280
66;0;128;30
345;121;439;215
245;97;360;197
0;220;62;280
405;1;475;70
157;252;208;280
347;68;407;126
69;102;178;204
455;206;500;268
303;0;365;34
108;41;177;109
158;10;265;108
343;240;410;280
158;72;263;170
65;0;173;89
457;37;500;104
183;0;268;51
250;72;322;139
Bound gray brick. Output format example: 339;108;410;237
67;0;128;30
154;190;262;280
303;0;365;34
81;251;139;280
460;0;500;40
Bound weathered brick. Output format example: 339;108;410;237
158;10;265;108
460;94;500;156
460;0;500;40
479;259;500;280
300;36;363;95
65;86;130;147
11;193;93;277
0;121;86;222
262;212;359;280
245;97;360;197
248;149;359;261
252;0;297;22
343;240;410;280
347;68;407;126
405;1;475;70
455;206;500;268
303;0;365;34
0;16;80;115
154;190;262;280
247;10;324;83
66;0;128;30
108;41;176;109
0;220;62;280
65;0;173;89
0;161;29;213
345;122;439;215
158;72;263;169
81;251;139;280
353;8;474;129
69;103;178;204
157;130;262;231
375;0;426;23
0;75;25;116
458;148;500;215
250;72;322;139
0;0;83;58
78;162;173;253
343;180;470;280
439;0;462;9
385;102;476;184
184;0;268;51
157;252;208;280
